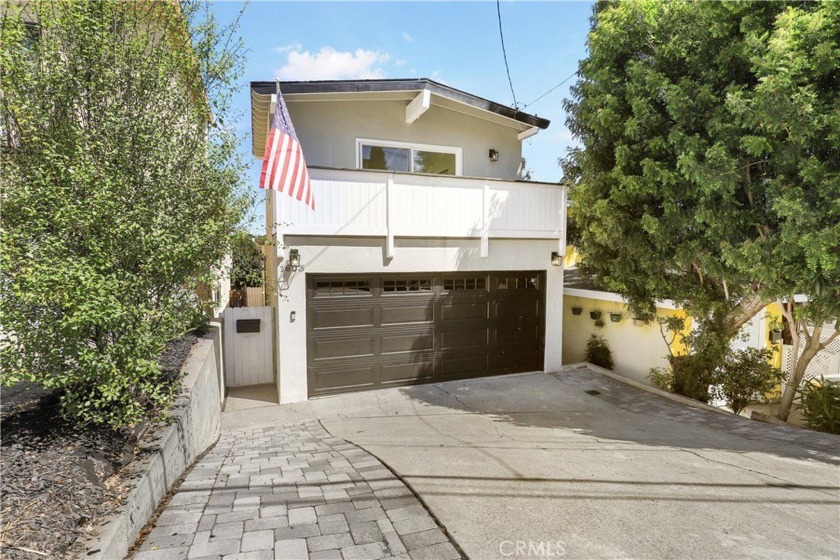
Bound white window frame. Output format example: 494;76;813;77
356;138;463;176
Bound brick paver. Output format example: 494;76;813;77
133;421;461;560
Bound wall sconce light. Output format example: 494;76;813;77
489;149;499;162
551;251;562;266
286;248;301;271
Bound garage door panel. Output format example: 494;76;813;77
496;299;540;319
312;366;376;392
313;337;374;360
440;329;489;349
381;333;434;354
494;324;541;345
440;302;489;321
439;354;488;376
311;307;375;329
381;305;434;325
381;359;435;384
493;354;539;372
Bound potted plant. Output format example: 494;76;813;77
571;306;583;315
589;310;602;320
610;312;622;323
769;329;783;343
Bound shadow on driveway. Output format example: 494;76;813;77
311;365;840;559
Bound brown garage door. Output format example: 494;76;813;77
306;272;545;397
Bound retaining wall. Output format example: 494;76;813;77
83;325;223;559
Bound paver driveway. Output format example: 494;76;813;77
134;421;461;560
223;365;840;560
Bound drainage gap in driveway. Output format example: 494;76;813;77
585;389;602;396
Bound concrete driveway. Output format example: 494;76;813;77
224;365;840;560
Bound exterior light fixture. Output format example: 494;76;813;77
551;251;562;266
489;149;499;162
286;248;301;271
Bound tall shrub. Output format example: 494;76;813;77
797;377;840;435
712;348;782;415
0;1;249;427
585;335;614;370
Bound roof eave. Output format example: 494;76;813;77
249;78;550;130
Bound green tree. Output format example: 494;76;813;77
0;0;250;427
563;1;838;399
734;4;840;420
231;231;265;290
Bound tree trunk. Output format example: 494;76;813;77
777;323;839;421
777;326;819;422
724;292;770;339
689;292;770;368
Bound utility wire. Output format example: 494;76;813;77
523;70;578;109
496;0;519;109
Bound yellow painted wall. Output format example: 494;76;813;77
761;302;785;399
762;302;784;369
564;246;581;268
562;295;691;385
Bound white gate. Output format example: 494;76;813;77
223;306;274;387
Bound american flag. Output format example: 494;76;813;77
259;84;314;209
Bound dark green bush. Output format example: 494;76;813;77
648;367;673;392
669;354;714;403
585;335;614;370
797;376;840;435
712;348;781;415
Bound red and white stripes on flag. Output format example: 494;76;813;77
259;85;314;210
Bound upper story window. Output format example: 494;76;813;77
357;138;462;176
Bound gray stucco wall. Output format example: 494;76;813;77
286;99;523;180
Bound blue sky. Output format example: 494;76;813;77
210;1;594;230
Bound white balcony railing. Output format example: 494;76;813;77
273;167;567;257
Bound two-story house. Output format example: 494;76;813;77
249;78;567;403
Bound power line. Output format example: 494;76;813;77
523;70;578;109
496;0;519;109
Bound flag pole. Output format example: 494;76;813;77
272;79;284;253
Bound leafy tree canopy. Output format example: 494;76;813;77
564;1;839;359
231;231;265;290
0;0;250;427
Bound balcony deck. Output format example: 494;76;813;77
270;167;567;257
